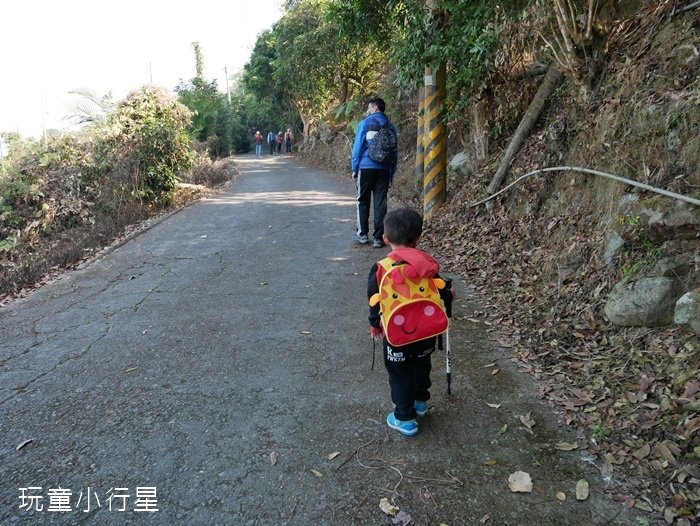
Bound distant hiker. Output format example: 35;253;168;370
351;97;398;249
284;128;293;153
254;131;264;157
276;131;284;154
267;130;277;155
367;208;454;437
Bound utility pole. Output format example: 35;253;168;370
421;0;447;219
41;93;47;147
422;70;447;218
224;67;231;105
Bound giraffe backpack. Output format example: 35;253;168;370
369;255;449;347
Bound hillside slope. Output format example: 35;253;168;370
301;3;699;522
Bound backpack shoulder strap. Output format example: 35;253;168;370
376;256;396;282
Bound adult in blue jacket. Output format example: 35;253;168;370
351;98;398;249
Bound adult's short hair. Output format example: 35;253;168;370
384;208;423;246
368;97;386;113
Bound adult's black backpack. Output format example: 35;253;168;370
367;118;397;165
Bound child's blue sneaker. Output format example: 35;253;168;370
386;412;418;436
414;401;428;417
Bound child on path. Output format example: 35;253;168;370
367;208;454;436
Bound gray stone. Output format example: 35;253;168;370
447;152;469;191
605;277;685;326
603;231;625;266
674;290;700;335
317;120;334;144
652;253;693;279
619;197;700;241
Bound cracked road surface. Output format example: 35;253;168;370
1;155;641;525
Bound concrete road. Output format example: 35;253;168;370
1;155;643;525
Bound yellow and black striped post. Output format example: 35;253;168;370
422;64;447;219
415;87;425;195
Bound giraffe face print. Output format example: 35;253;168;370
378;264;448;347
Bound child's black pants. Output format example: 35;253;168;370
384;340;434;421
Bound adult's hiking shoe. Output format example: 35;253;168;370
386;412;418;436
352;233;369;244
372;239;385;249
414;401;428;417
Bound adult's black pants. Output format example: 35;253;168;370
355;168;390;241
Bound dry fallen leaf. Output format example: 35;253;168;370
480;514;491;524
498;424;508;435
392;510;413;525
555;442;578;451
299;331;312;335
632;443;650;460
555;491;566;501
327;451;341;461
664;507;677;523
379;497;399;516
16;439;33;451
508;471;533;493
310;469;323;478
576;479;589;501
270;451;278;465
491;368;500;376
519;412;536;430
483;362;497;368
487;403;502;409
484;459;498;466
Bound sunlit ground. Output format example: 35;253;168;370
204;190;355;207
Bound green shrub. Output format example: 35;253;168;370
106;86;195;204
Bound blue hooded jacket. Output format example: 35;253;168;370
351;112;398;180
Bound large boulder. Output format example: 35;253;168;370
618;195;700;242
674;290;700;336
605;277;685;326
651;253;694;280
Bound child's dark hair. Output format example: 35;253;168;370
384;208;423;246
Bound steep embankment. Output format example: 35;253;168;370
302;4;699;522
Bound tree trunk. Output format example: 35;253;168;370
486;65;562;197
295;100;311;146
471;97;489;164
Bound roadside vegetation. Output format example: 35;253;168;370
0;46;244;299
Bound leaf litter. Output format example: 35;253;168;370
422;108;700;519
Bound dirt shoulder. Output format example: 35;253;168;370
0;158;238;306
